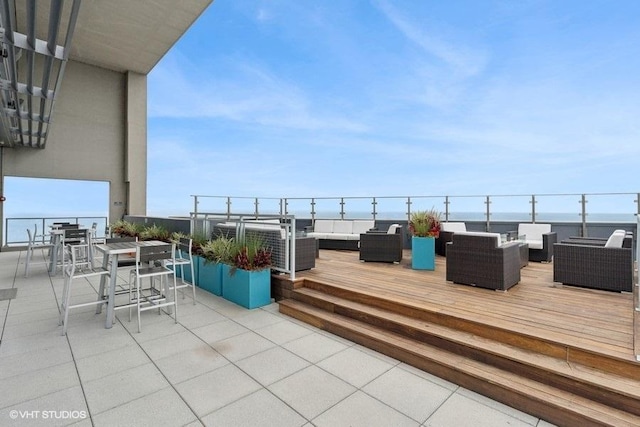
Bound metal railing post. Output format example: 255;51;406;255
406;197;412;223
290;218;296;280
371;197;377;221
192;195;199;235
339;198;345;220
254;198;259;218
580;194;587;237
226;197;232;220
485;196;491;232
310;198;316;223
444;196;450;222
530;195;536;223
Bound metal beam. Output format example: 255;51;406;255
0;0;81;148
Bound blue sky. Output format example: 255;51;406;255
145;0;640;216
5;1;640;219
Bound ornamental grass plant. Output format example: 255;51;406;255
409;208;442;238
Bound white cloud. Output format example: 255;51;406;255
372;0;488;78
148;53;367;133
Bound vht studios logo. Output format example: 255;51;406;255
9;410;87;420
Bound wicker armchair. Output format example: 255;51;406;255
553;241;633;292
511;223;557;262
359;226;403;263
446;232;521;291
435;222;466;257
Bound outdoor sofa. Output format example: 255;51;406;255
306;219;375;250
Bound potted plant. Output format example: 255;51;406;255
409;208;441;270
221;236;273;309
138;224;170;242
199;235;234;296
110;219;141;238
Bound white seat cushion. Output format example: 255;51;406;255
332;221;354;234
455;231;501;248
307;232;330;239
441;222;466;233
331;233;360;240
605;230;626;248
518;223;551;249
387;224;401;234
314;220;334;233
352;220;375;234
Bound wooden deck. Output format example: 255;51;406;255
276;249;640;426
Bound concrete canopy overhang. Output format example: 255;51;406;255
39;0;213;75
0;0;212;148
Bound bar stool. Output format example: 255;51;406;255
165;237;196;305
24;224;55;277
129;243;177;332
59;244;110;335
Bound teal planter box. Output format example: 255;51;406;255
198;258;223;296
221;264;271;309
412;236;435;270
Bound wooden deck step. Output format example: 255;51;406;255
300;278;640;380
289;286;640;415
280;298;640;427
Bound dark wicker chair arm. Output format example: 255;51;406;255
435;230;455;256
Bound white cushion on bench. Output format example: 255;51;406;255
332;221;353;234
314;219;334;233
454;231;502;248
352;220;375;234
441;222;467;233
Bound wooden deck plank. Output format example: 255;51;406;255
296;249;636;361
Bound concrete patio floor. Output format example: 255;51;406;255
0;249;556;426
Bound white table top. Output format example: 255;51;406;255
95;240;169;255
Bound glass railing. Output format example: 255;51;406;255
191;192;639;226
4;216;109;246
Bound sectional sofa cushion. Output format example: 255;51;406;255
441;222;467;233
307;219;375;241
453;231;502;248
605;230;627;248
517;223;552;250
